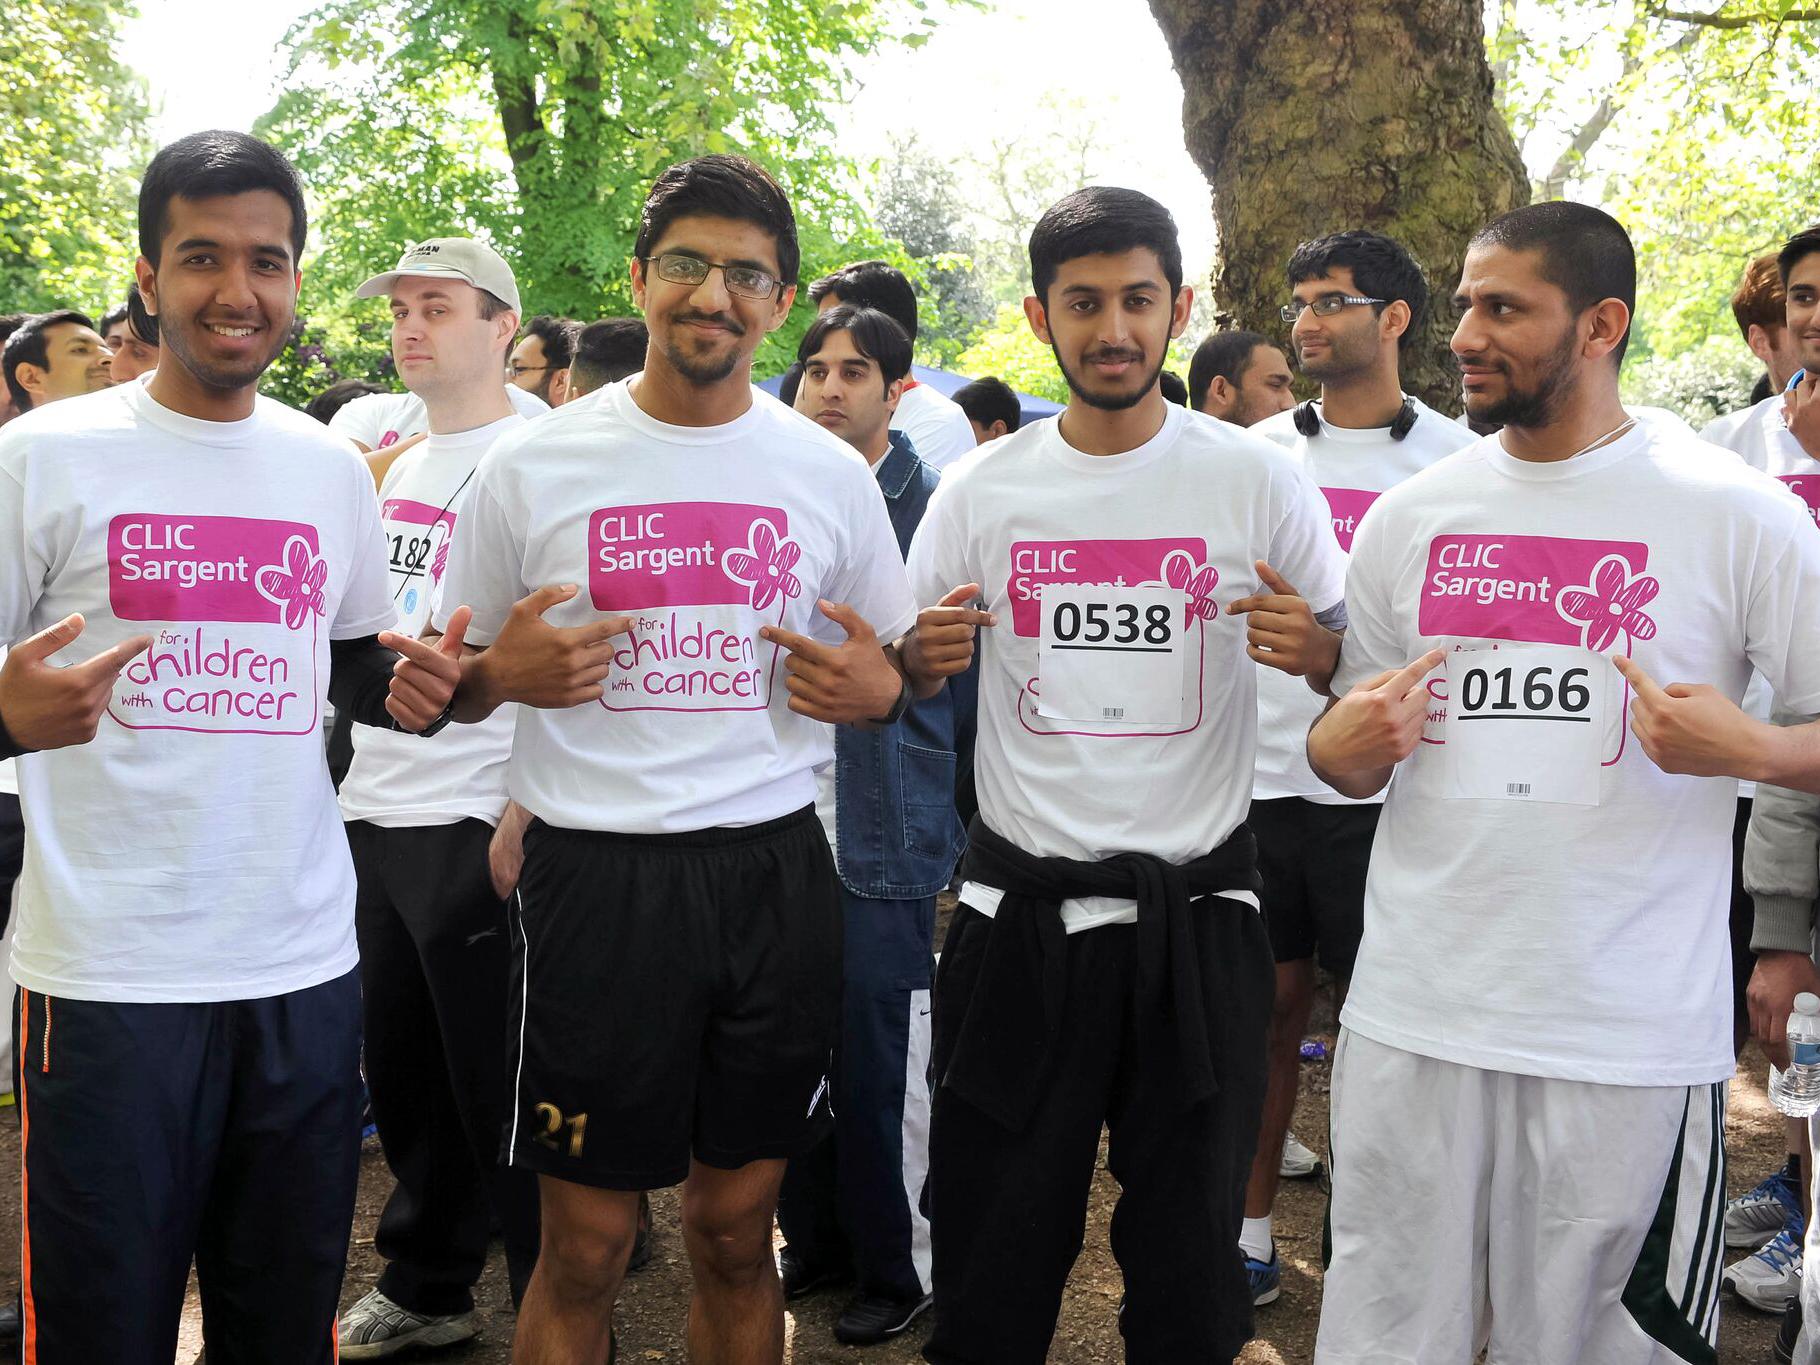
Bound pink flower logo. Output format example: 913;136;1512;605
723;517;803;612
1159;549;1220;623
255;535;329;630
1555;554;1659;651
429;522;452;587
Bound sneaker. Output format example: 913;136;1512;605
339;1289;479;1359
1280;1131;1321;1180
1775;1295;1802;1365
777;1246;847;1301
1727;1161;1804;1250
1723;1226;1805;1313
1246;1250;1281;1306
832;1289;934;1345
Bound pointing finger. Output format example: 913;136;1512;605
1385;649;1446;697
937;583;983;609
14;613;86;665
1255;560;1300;597
818;599;875;643
1611;652;1667;702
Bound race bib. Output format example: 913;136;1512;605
1036;584;1184;725
1443;646;1605;805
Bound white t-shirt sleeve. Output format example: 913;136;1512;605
435;467;525;648
327;395;384;449
906;475;976;613
1328;505;1405;695
1269;465;1348;614
0;449;36;645
815;476;917;647
1744;511;1820;714
333;473;402;639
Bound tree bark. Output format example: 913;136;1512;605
1147;0;1530;409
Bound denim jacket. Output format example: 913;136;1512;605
832;431;969;899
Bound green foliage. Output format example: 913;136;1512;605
0;0;151;315
1620;334;1762;427
254;0;934;401
956;304;1068;403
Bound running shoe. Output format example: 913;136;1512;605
1775;1295;1801;1365
1725;1160;1803;1250
1723;1226;1804;1313
338;1288;478;1359
1246;1249;1281;1306
833;1290;934;1344
1280;1131;1322;1180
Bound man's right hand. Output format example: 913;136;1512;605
0;614;151;751
901;583;995;696
469;584;635;712
1750;949;1820;1070
1308;650;1446;780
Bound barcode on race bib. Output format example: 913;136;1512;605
1103;707;1125;720
1507;782;1532;797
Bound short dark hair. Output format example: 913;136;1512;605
1159;369;1188;406
125;287;159;346
1778;224;1820;287
1732;253;1787;338
778;361;805;409
520;315;577;368
634;154;799;286
1188;330;1269;410
953;376;1021;434
1470;201;1636;365
138;130;308;268
807;261;919;341
795;305;912;393
569;317;649;395
305;378;386;425
1028;187;1183;305
4;310;98;411
1286;230;1429;353
99;302;129;335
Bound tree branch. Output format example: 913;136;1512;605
1649;3;1820;27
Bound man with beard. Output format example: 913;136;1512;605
0;130;424;1363
1237;230;1476;1305
1187;329;1296;427
102;288;162;385
508;315;579;408
397;154;920;1365
1307;202;1820;1363
900;186;1347;1364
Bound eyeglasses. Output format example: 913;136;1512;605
643;253;781;301
1280;294;1387;322
507;364;549;378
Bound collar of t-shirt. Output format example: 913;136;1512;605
610;378;772;446
1304;399;1407;445
1040;401;1184;476
421;411;524;459
123;380;268;448
1476;420;1649;484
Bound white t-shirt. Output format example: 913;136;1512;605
894;383;977;471
0;647;12;796
0;383;395;1002
906;404;1347;932
1250;397;1476;804
339;413;524;829
1330;419;1820;1087
330;385;548;451
436;379;918;834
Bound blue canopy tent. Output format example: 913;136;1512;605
758;364;1062;431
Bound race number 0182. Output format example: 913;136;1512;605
1049;598;1173;651
1457;662;1592;720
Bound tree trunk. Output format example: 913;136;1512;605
1147;0;1530;410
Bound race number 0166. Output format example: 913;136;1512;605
1048;598;1174;651
1457;662;1592;720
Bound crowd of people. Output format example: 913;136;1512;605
1;125;1820;1365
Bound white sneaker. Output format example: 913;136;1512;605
338;1288;479;1359
1723;1228;1804;1313
1279;1130;1321;1180
1725;1163;1802;1249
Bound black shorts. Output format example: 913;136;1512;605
1248;796;1380;977
505;805;841;1190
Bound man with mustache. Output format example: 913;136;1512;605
1308;202;1820;1363
901;186;1346;1364
394;154;921;1365
1238;230;1475;1307
0;130;424;1364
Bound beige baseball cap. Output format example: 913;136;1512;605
355;237;521;313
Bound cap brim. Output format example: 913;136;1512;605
353;264;479;299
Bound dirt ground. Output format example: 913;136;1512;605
0;1005;1793;1363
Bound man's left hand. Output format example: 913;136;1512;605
760;600;905;724
1226;560;1341;684
1612;653;1768;780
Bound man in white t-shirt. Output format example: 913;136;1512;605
0;131;424;1364
328;357;547;455
901;186;1347;1365
807;261;976;470
391;155;921;1365
331;237;543;1359
1239;229;1478;1305
1307;202;1820;1363
1702;250;1805;454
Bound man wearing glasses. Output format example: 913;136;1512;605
1236;230;1474;1305
508;315;580;408
413;155;922;1363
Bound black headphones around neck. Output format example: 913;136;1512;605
1293;395;1419;441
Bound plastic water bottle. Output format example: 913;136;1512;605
1770;992;1820;1117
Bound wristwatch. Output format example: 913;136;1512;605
870;677;913;727
415;700;458;738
